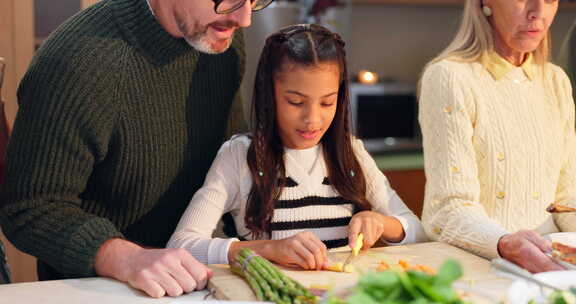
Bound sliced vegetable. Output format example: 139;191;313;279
325;262;355;273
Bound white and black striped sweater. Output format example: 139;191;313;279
167;136;427;264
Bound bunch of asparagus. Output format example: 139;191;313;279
231;248;317;304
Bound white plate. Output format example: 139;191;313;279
508;271;576;304
545;232;576;247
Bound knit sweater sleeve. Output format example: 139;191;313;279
419;61;509;259
352;138;427;245
0;52;123;277
551;66;576;232
167;137;244;265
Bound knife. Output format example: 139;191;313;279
546;203;576;213
342;233;364;269
491;258;563;292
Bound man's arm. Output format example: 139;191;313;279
0;52;123;278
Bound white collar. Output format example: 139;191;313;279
145;0;155;16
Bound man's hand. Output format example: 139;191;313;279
497;230;563;273
95;238;212;298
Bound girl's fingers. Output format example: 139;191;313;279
361;221;375;250
368;220;385;248
309;236;328;270
289;241;315;269
299;237;325;270
348;220;362;248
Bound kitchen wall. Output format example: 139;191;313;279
348;5;576;83
34;1;576;85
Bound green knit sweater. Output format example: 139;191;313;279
0;0;245;278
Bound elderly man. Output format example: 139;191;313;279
0;0;272;297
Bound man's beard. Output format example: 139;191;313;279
177;17;236;54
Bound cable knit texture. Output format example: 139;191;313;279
167;136;427;265
419;58;576;260
0;0;245;278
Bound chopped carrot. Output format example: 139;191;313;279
376;260;435;274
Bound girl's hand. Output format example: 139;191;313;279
349;211;406;250
261;231;328;270
348;211;386;250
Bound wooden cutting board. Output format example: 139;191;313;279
207;242;511;302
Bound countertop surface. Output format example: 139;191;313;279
372;151;424;171
208;241;511;304
0;277;214;304
0;242;514;304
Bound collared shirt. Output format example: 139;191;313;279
484;52;535;81
145;0;155;16
0;241;10;284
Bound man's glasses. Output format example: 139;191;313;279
213;0;274;14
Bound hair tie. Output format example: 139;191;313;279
332;33;346;47
241;252;259;273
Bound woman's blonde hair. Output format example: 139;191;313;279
429;0;550;66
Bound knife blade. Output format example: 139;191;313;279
342;233;364;268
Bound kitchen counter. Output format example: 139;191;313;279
208;242;511;303
0;277;212;304
0;242;513;304
372;151;424;171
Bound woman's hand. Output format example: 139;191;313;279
497;230;564;273
260;231;328;270
348;211;405;250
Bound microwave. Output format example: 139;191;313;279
349;82;422;153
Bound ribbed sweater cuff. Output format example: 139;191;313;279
486;230;509;260
208;238;239;265
60;218;123;277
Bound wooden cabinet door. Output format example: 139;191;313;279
383;169;426;218
0;0;37;283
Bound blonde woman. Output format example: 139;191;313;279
419;0;576;273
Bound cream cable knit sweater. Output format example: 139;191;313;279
419;59;576;260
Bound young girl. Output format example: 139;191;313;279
168;24;426;270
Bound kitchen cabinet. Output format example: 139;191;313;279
0;0;34;128
373;152;425;218
383;169;425;218
0;0;38;284
0;0;102;284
